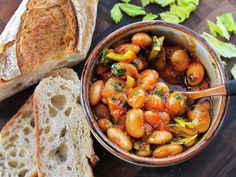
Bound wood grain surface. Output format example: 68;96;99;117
0;0;236;177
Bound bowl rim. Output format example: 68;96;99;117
81;20;229;167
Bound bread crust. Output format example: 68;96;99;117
16;0;77;74
0;0;98;101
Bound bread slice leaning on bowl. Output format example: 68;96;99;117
34;69;96;177
0;0;98;101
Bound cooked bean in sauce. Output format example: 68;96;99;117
89;32;211;158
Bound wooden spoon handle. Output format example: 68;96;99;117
185;85;227;100
225;80;236;95
183;80;236;100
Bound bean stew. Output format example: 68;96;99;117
89;32;211;158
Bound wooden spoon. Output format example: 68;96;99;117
180;80;236;100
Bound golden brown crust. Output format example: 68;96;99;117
16;0;77;74
34;94;45;177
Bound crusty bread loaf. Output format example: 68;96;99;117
0;0;98;101
0;97;38;177
34;71;96;177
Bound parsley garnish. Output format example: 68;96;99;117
111;63;126;77
151;88;164;97
174;93;184;100
100;48;114;67
111;82;124;92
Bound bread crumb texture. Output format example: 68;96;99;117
35;76;95;177
0;97;38;177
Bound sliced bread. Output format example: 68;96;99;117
0;0;98;101
34;72;96;177
0;97;38;177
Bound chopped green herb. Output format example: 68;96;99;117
111;63;127;77
174;93;184;100
151;88;164;96
171;134;198;145
111;82;124;92
100;48;114;67
131;60;139;68
100;48;109;64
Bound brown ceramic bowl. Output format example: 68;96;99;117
81;21;229;167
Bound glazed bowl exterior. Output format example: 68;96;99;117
81;21;229;167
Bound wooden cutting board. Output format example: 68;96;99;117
0;0;236;177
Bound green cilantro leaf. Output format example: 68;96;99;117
111;82;124;91
100;48;110;65
111;4;123;23
151;88;164;96
119;3;146;17
143;13;158;21
111;63;127;77
231;64;236;79
202;32;236;58
174;93;184;100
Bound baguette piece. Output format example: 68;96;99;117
0;0;98;101
34;72;95;177
0;97;38;177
